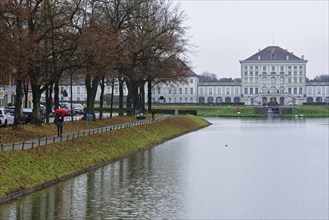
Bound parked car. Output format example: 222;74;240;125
4;106;28;124
59;102;72;115
72;103;84;115
0;107;15;127
22;108;33;123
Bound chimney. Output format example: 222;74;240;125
301;55;304;60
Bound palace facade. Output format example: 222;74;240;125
152;46;329;105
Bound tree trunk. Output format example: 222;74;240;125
147;79;152;112
99;76;105;120
118;77;124;116
125;79;132;116
31;85;43;126
54;81;60;110
129;79;140;114
140;81;145;113
110;79;114;118
14;79;23;127
85;74;100;121
23;80;29;108
45;84;53;124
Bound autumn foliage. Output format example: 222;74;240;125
0;0;191;125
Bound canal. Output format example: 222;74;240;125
0;118;328;219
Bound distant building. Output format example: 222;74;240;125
239;46;308;105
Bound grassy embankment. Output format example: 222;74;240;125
153;105;329;117
154;105;264;117
289;105;329;117
0;115;209;200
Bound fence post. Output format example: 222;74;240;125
53;137;56;143
45;137;48;145
38;139;41;146
72;133;75;139
22;142;25;150
31;141;34;148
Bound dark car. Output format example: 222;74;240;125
22;108;33;123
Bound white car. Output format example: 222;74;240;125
72;103;84;115
0;107;15;127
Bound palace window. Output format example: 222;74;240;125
270;77;276;84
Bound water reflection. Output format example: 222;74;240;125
0;118;328;219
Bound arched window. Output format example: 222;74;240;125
233;97;240;103
199;97;205;103
316;97;322;103
207;97;214;104
279;86;285;94
306;97;313;103
324;97;329;103
280;77;284;84
270;86;276;94
216;97;223;103
262;86;267;94
270;77;276;84
262;77;267;84
225;97;231;103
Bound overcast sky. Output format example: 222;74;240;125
178;0;328;79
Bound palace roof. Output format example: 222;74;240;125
242;46;305;62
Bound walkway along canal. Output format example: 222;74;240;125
0;115;176;151
0;117;327;219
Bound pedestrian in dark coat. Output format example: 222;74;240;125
55;113;64;137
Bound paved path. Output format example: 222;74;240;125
0;115;176;151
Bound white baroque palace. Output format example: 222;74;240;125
152;46;328;105
240;46;308;105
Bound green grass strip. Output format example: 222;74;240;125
0;115;209;200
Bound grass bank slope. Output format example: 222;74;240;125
0;115;209;201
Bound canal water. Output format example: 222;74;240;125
0;118;328;219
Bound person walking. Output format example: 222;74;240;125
151;109;156;121
55;113;64;137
